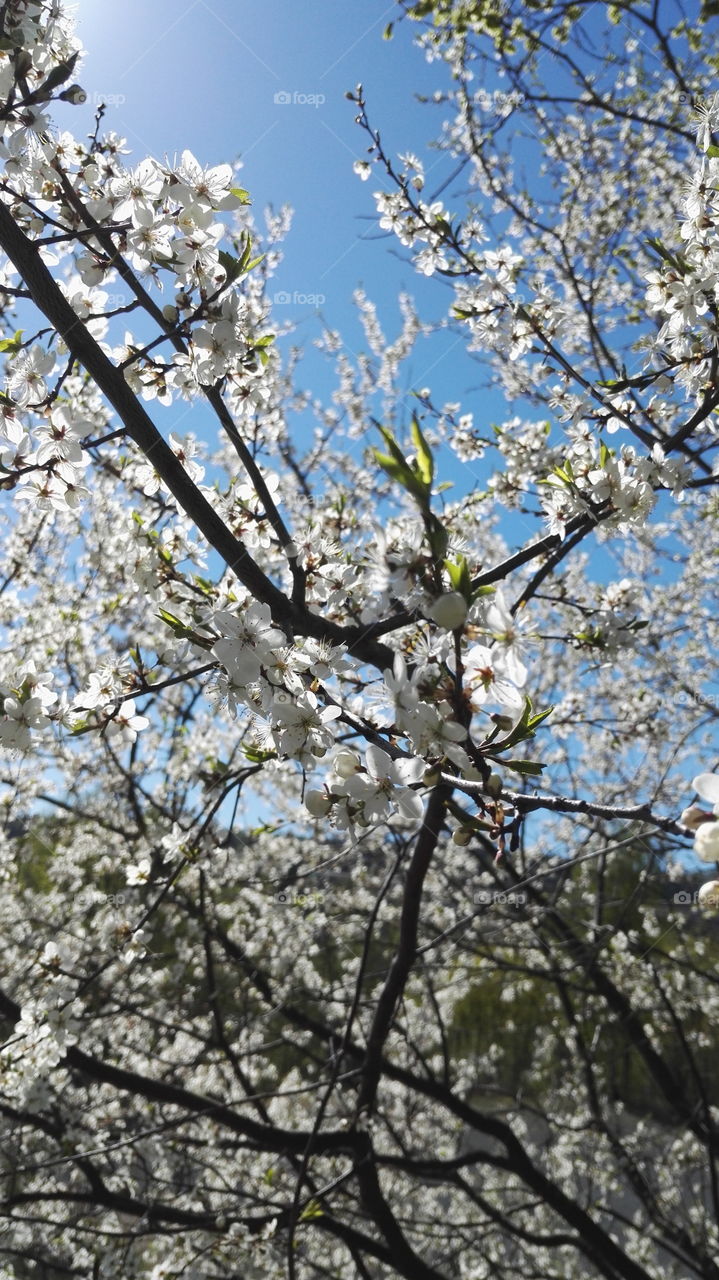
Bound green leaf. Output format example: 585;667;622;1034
373;426;430;503
0;329;24;354
377;425;412;471
218;249;242;284
230;186;252;203
70;719;93;736
37;51;78;95
410;415;434;487
526;703;554;732
644;237;689;274
299;1199;324;1222
373;422;447;556
493;697;553;752
553;459;575;484
383;21;394;38
444;554;473;601
243;745;277;763
157;609;212;647
426;513;449;560
501;758;545;776
573;626;604;648
157;607;184;629
372;449;410;485
252;332;275;367
237;235;263;275
598;371;658;392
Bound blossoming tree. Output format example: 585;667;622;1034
1;0;719;1276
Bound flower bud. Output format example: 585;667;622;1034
486;773;503;798
59;84;87;104
490;713;515;732
333;749;362;779
452;827;473;846
698;880;719;909
427;591;468;631
304;789;332;818
694;821;719;863
680;805;711;831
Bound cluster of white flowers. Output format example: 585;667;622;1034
0;660;57;752
540;440;688;539
381;651;468;761
0;942;81;1106
447;409;487;462
200;579;539;825
370;175;540;353
373;188;486;278
70;660;149;744
305;743;426;832
206;602;348;765
643;94;719;406
452;248;537;354
99;149;267;406
0;5;268;520
360;522;427;620
380;589;530;766
0;395;91;510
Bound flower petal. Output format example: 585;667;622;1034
693;773;719;806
